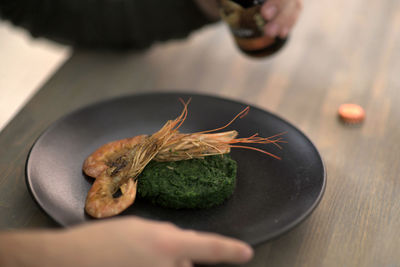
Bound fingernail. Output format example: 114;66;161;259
263;6;278;20
265;23;279;37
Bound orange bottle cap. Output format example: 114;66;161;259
338;103;365;124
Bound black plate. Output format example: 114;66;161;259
26;92;325;245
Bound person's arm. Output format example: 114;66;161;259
0;217;253;267
0;0;217;49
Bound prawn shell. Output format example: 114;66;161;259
85;174;138;218
83;135;147;178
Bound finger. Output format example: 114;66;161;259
177;231;253;264
261;0;288;21
274;0;302;38
262;0;303;38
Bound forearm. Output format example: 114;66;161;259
0;0;217;49
0;230;62;267
0;230;98;267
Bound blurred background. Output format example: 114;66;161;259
0;22;70;131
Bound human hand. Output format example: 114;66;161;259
58;217;253;267
261;0;303;38
195;0;302;38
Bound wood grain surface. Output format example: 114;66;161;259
1;0;400;266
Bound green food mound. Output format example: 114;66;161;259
137;154;237;209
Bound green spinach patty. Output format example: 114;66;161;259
137;154;237;209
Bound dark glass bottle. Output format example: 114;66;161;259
219;0;287;58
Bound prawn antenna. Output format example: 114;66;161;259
197;106;250;134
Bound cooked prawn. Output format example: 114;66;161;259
83;99;285;218
84;101;190;218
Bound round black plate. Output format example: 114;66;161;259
26;92;325;245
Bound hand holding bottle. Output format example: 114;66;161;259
218;0;302;57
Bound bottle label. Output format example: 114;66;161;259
219;0;274;51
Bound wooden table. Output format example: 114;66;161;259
1;0;400;265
